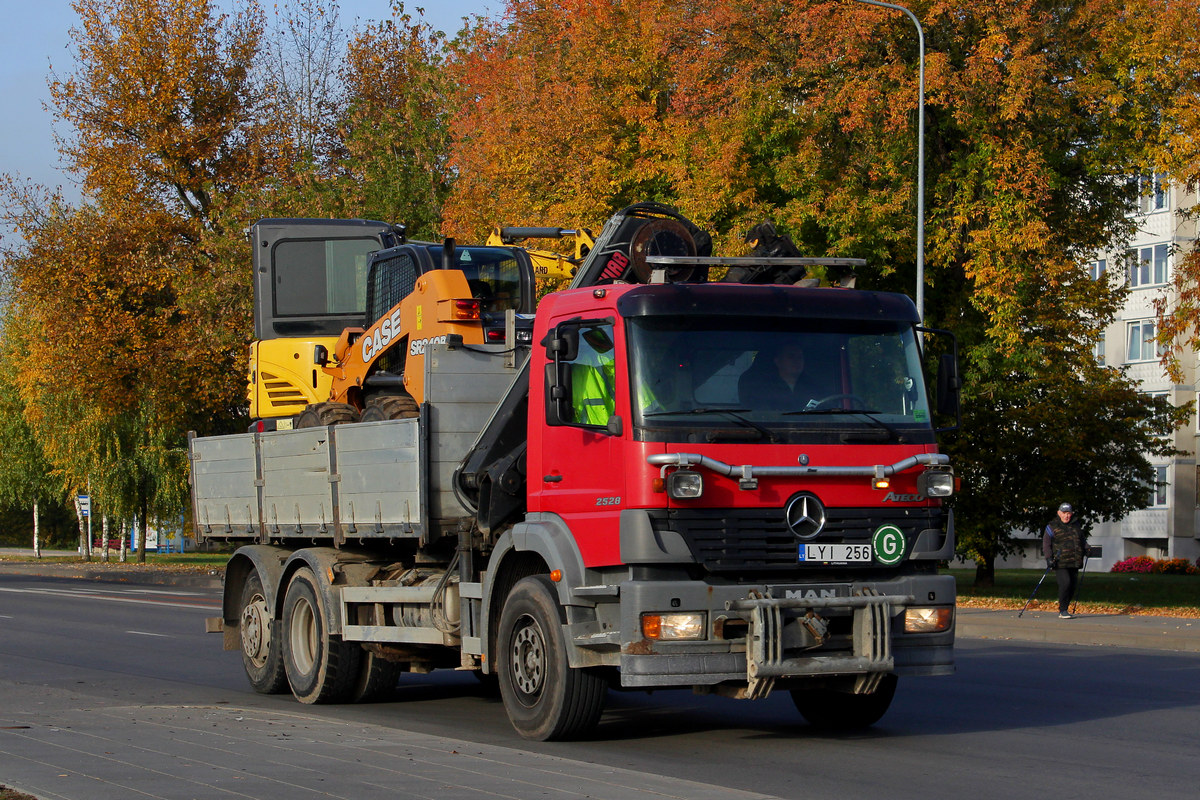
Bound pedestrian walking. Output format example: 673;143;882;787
1042;502;1088;618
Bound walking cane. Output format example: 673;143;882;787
1069;552;1090;616
1018;562;1053;618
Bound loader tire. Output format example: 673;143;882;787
790;674;898;730
497;576;606;741
238;571;287;694
359;394;419;422
296;402;360;428
282;567;360;704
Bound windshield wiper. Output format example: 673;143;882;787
782;407;902;442
644;407;781;443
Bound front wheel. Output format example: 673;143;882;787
282;567;361;704
790;674;898;730
497;576;606;741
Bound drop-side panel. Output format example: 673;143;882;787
190;433;260;538
335;419;424;537
259;428;338;537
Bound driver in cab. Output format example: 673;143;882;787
738;344;820;410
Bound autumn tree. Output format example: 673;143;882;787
50;0;270;224
445;0;684;239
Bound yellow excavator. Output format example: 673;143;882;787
485;226;596;285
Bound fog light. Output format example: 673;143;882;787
918;469;955;498
642;612;707;640
904;607;953;633
666;470;703;500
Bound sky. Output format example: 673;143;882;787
0;1;498;210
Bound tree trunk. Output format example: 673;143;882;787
73;494;90;562
32;501;40;559
136;513;147;564
119;519;128;563
101;515;110;562
973;558;995;588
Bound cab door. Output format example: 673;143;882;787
531;318;629;566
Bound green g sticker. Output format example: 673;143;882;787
873;525;906;565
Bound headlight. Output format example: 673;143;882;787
666;469;703;500
642;612;707;640
918;469;954;498
904;607;954;633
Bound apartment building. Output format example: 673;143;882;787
1004;178;1200;571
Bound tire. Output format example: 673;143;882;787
281;567;361;704
350;651;403;703
359;394;419;422
296;402;360;428
790;674;898;730
497;576;606;741
238;571;287;694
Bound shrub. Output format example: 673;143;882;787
1153;558;1200;575
1111;555;1199;575
1111;556;1156;573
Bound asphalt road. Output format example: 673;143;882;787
0;573;1196;800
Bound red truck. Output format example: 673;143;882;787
191;203;959;740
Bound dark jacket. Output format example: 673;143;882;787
1042;518;1086;569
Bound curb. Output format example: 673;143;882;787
0;561;222;589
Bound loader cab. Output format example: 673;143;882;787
365;242;536;352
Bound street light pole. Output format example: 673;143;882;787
850;0;925;323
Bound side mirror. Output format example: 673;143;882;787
936;352;959;414
545;362;574;425
544;327;580;362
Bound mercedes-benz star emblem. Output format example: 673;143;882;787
784;493;826;540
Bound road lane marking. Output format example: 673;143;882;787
126;630;170;638
0;586;218;611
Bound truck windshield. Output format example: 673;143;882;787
627;315;934;444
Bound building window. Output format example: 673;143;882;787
1152;465;1168;507
1127;320;1161;362
1094;336;1105;364
1130;173;1168;214
1088;258;1106;281
1126;244;1169;288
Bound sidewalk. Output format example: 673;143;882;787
955;607;1200;652
2;551;1198;652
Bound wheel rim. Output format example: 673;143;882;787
288;595;318;676
240;593;271;667
509;614;546;703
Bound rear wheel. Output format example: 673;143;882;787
359;394;419;422
790;674;898;730
497;576;606;741
282;567;361;704
296;402;359;427
238;571;287;694
350;650;403;703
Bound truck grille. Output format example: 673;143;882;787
653;507;942;574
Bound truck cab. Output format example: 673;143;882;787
517;280;955;707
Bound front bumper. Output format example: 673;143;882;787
613;574;955;692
